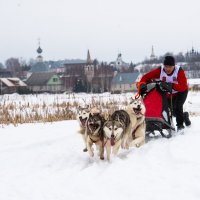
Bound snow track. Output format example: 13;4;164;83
0;118;200;200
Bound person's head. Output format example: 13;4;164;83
163;56;175;74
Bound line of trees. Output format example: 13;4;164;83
143;52;200;64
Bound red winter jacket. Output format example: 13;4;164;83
140;66;188;92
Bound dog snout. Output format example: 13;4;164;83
79;116;82;120
137;105;141;109
111;134;114;138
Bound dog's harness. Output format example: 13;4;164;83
88;128;104;144
132;124;140;140
89;135;101;143
103;138;109;147
132;117;145;139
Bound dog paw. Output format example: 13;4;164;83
88;151;94;157
100;156;104;160
107;157;110;161
83;148;88;152
112;150;119;155
136;144;140;148
121;143;126;149
124;143;129;149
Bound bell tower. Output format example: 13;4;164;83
150;45;156;60
36;38;43;62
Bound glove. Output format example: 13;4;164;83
159;82;173;92
140;83;147;95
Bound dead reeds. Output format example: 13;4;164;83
0;93;131;126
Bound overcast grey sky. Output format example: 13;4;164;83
0;0;200;64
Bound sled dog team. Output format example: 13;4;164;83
77;97;146;161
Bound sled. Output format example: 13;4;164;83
142;81;175;138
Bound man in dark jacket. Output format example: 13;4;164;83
139;55;191;131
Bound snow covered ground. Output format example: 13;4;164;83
0;92;200;200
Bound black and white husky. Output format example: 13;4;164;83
103;110;131;160
76;106;90;152
85;111;105;160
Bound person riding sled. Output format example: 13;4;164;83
138;55;191;132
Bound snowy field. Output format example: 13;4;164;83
0;92;200;200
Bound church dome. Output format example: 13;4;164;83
37;46;43;54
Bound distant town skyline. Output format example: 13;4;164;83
1;0;200;64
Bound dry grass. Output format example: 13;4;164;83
1;92;196;126
0;94;129;126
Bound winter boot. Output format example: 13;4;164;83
177;124;185;132
183;112;191;126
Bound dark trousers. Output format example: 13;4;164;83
168;90;188;127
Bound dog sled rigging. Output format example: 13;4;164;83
136;81;176;138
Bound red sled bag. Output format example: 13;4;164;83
142;82;175;138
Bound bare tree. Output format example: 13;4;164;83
0;62;4;69
5;58;21;77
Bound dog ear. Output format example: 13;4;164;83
140;96;144;101
108;114;112;120
103;112;109;120
101;116;106;124
135;95;143;102
116;115;120;122
130;97;134;104
90;107;100;116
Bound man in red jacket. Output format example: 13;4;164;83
139;55;191;131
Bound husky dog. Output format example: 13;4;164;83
77;106;90;152
85;110;105;160
103;110;131;160
123;97;146;148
